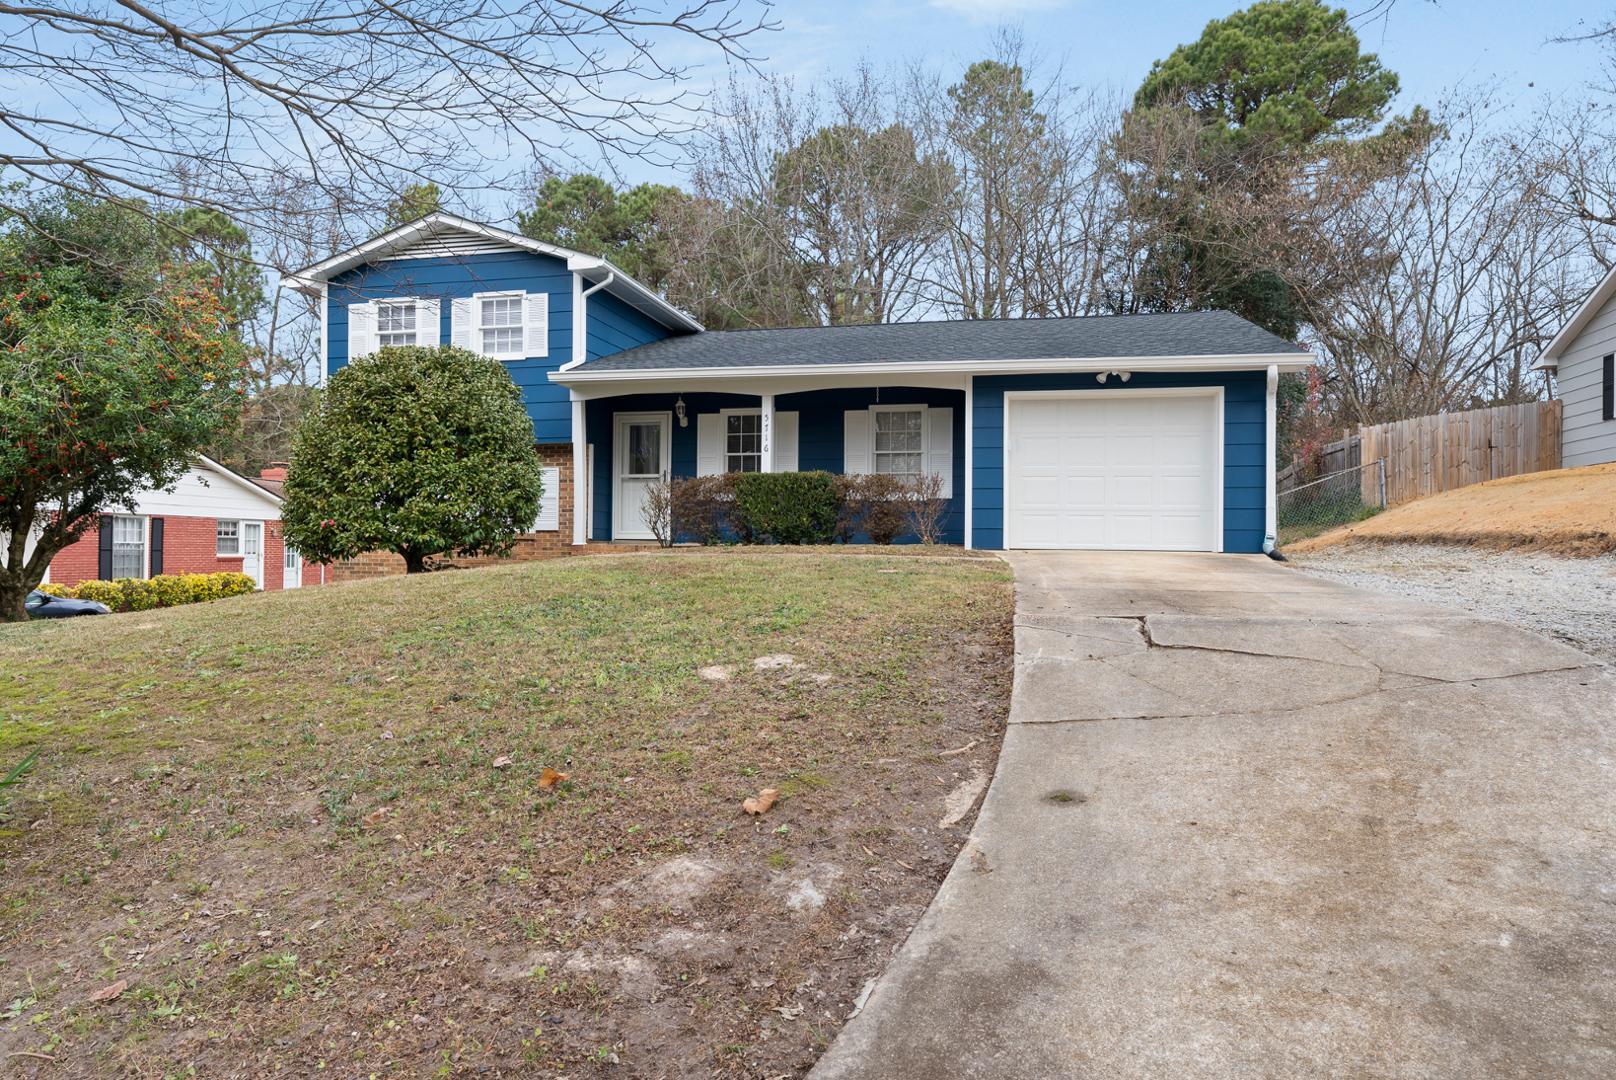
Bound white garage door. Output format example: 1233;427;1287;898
1006;392;1220;551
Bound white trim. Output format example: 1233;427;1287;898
964;378;975;549
552;352;1313;386
868;403;929;481
470;290;530;361
373;296;426;350
611;411;672;541
571;394;588;546
1000;387;1225;553
317;281;329;388
194;455;284;507
760;394;775;473
284;212;701;333
1264;365;1279;554
1538;261;1616;368
565;271;586;372
215;518;243;557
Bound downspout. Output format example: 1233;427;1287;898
559;271;615;373
1263;364;1283;560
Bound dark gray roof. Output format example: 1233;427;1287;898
575;310;1306;372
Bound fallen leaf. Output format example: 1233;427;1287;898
743;788;780;816
538;767;569;790
773;1003;804;1020
363;807;389;827
88;979;128;1003
491;755;513;769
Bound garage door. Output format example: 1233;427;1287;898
1005;392;1220;551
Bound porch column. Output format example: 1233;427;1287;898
571;393;588;546
760;393;775;473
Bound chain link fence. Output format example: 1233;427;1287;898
1277;459;1387;545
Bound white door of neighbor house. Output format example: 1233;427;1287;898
1005;390;1221;551
283;545;302;589
613;412;671;541
241;521;265;589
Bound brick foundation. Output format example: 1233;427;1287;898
329;443;580;583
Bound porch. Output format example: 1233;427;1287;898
572;385;966;545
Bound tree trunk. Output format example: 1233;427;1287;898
0;577;32;623
401;549;428;574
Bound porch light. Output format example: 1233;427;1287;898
1095;370;1132;384
675;395;688;427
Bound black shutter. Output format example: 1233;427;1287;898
149;517;165;576
1604;354;1614;422
97;518;113;580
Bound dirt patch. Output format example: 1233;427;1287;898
1289;462;1616;556
1291;543;1616;665
0;552;1014;1078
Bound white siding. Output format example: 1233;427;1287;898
134;462;285;519
1556;291;1616;468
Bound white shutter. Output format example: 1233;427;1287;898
534;466;560;531
525;292;549;357
843;410;871;474
348;301;377;361
451;297;474;352
696;413;723;477
774;412;799;472
927;407;953;498
415;298;440;348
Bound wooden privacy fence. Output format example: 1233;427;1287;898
1357;400;1562;506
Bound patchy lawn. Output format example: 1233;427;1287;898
1287;462;1616;556
0;552;1013;1078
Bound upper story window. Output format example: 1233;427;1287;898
726;412;762;473
376;301;418;348
872;408;925;480
480;296;525;356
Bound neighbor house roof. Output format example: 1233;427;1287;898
1536;261;1616;370
282;212;702;333
553;310;1308;383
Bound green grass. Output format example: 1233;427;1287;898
0;551;1013;1077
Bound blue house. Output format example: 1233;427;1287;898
288;213;1311;554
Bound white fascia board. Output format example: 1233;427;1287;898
195;455;285;508
550;352;1316;387
286;212;702;333
1538;261;1616;367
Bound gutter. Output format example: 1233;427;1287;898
559;271;616;373
1263;364;1282;560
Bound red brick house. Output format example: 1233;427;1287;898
45;456;325;590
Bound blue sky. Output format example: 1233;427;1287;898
746;0;1605;106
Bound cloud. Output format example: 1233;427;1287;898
928;0;1066;21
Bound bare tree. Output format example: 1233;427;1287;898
0;1;775;243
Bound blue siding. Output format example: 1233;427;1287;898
584;388;966;544
326;250;682;444
587;291;672;360
971;371;1269;553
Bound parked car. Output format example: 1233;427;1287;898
25;590;110;618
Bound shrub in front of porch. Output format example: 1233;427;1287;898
733;471;840;545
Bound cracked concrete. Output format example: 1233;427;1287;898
812;551;1616;1080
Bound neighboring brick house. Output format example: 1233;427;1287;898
45;456;326;590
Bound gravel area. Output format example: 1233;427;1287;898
1289;543;1616;666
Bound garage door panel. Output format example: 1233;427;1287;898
1007;393;1220;552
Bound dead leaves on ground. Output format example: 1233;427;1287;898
88;979;128;1003
742;788;780;816
538;766;569;790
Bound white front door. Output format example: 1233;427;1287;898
1005;390;1222;551
283;544;302;589
613;412;671;541
241;521;265;589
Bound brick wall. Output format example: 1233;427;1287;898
329;443;578;583
47;514;317;591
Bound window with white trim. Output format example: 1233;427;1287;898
111;515;146;579
872;408;925;480
480;295;524;356
726;412;762;473
376;301;417;348
216;519;241;556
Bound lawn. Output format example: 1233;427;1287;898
0;551;1014;1078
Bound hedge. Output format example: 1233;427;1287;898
38;572;257;612
732;471;840;545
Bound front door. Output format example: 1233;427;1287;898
283;544;302;589
613;412;671;541
241;521;265;589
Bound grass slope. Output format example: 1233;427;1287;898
1287;462;1616;556
0;552;1013;1078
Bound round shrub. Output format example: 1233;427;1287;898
732;471;839;545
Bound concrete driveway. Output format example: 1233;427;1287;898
813;552;1616;1080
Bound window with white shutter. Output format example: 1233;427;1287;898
533;467;560;531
